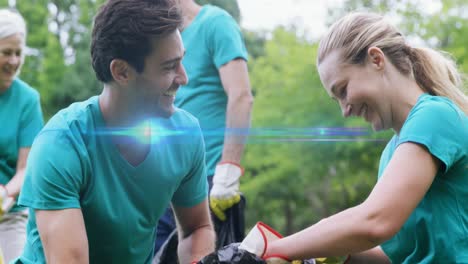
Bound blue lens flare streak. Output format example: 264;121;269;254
44;122;385;146
97;124;385;144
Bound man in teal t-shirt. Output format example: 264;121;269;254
16;1;215;263
378;94;468;263
155;0;254;253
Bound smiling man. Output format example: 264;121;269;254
15;0;215;263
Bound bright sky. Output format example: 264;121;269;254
237;0;344;40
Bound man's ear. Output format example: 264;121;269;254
367;46;385;70
110;59;133;85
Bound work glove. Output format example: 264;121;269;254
0;185;15;219
239;222;310;264
209;162;243;221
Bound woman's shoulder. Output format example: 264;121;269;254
11;78;40;100
410;94;466;124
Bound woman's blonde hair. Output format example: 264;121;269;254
317;12;468;114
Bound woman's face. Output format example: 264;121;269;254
318;49;392;131
0;33;24;92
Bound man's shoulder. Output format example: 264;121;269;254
41;96;100;138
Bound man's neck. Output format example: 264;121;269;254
99;84;151;166
179;0;201;30
99;84;140;128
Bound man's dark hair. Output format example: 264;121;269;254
91;0;182;83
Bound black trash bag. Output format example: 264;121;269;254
213;195;246;249
198;243;317;264
154;195;247;264
152;229;178;264
198;243;265;264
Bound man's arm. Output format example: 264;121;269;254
173;198;215;264
36;209;89;264
219;59;253;163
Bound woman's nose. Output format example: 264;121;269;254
8;54;21;66
341;103;352;118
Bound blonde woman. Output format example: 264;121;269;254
241;12;468;264
0;8;44;263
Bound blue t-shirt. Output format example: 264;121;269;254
0;78;43;212
17;96;208;264
378;94;468;263
175;5;248;177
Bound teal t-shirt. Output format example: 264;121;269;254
378;94;468;263
175;5;248;176
0;78;43;212
17;96;208;264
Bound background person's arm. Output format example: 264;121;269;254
36;208;89;264
174;198;215;264
219;59;253;163
4;148;30;198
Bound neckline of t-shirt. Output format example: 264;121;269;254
0;78;17;98
182;5;210;35
396;92;430;136
91;96;154;171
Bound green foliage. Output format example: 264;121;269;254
243;30;267;59
11;0;105;119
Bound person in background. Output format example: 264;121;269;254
0;8;44;263
15;0;215;263
240;12;468;264
0;247;4;264
155;0;253;253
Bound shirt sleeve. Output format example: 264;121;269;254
171;124;208;207
209;13;248;69
397;100;466;173
18;92;44;147
18;126;84;210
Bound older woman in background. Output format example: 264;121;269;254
0;8;44;262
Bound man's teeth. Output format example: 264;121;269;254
163;90;176;96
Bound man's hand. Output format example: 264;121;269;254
0;185;15;219
209;162;243;221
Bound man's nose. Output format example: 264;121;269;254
175;63;188;85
